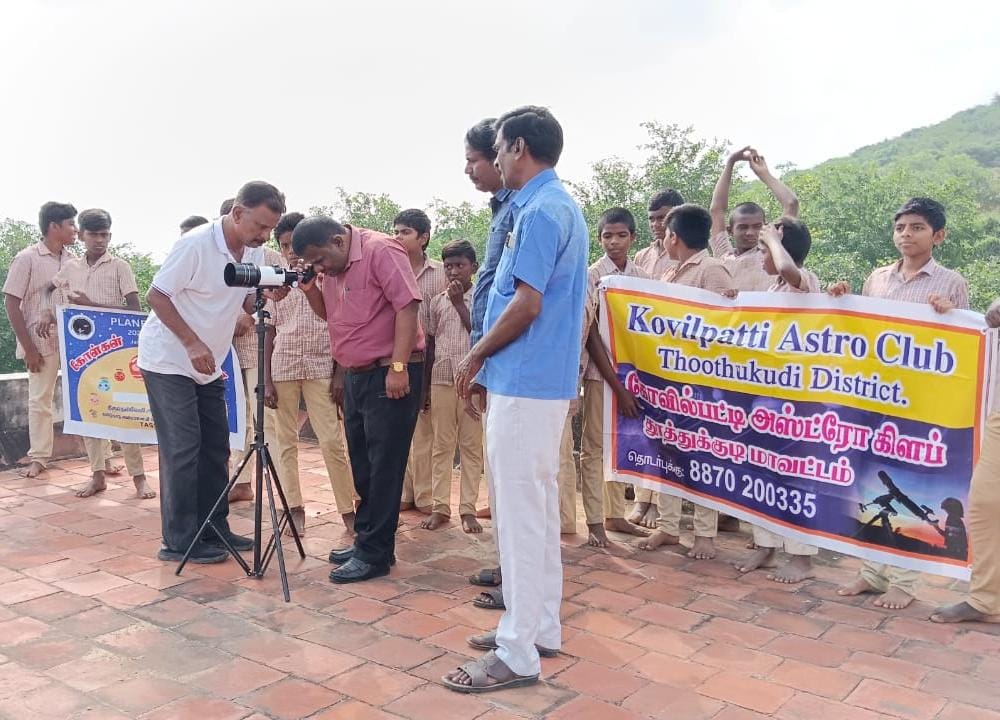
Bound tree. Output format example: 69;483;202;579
427;198;492;262
310;188;401;235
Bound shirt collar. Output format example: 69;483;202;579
346;225;365;267
597;254;631;275
678;249;709;270
35;241;56;257
493;188;513;203
511;168;558;208
211;219;229;256
892;256;939;279
88;252;113;268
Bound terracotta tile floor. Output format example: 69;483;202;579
1;444;997;720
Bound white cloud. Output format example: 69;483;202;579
1;0;997;260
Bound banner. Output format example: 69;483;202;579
601;276;996;580
56;305;246;450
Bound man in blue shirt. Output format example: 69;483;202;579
446;106;588;693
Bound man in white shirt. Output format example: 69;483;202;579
139;181;286;563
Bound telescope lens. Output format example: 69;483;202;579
224;263;262;287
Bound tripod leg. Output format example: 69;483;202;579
176;448;255;576
264;445;306;558
262;456;292;602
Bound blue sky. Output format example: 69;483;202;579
2;0;998;259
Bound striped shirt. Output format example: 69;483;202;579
51;252;139;309
233;247;283;370
414;257;447;335
426;286;473;385
582;255;649;381
662;249;735;296
633;242;676;279
2;241;75;358
709;231;773;291
769;267;821;294
862;257;970;309
270;285;335;382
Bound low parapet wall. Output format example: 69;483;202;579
0;372;85;469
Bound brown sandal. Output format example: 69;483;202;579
467;630;558;657
441;650;539;693
473;587;505;610
468;567;501;587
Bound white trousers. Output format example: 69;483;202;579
487;393;567;676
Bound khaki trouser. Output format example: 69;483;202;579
580;379;627;522
429;384;483;517
752;526;817;556
83;438;144;477
659;494;717;538
557;418;578;532
859;562;919;594
232;367;259;485
968;412;1000;614
634;486;656;505
27;353;60;464
402;408;434;507
272;378;354;514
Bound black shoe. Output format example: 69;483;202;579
328;546;395;566
158;542;228;564
206;531;254;551
329;556;390;584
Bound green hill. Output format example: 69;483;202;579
849;95;1000;169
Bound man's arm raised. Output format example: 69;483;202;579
749;151;799;218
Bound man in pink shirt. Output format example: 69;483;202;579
294;216;424;583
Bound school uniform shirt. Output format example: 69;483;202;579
232;247;283;371
320;226;424;368
661;249;735;296
51;252;139;309
709;231;773;291
413;257;447;336
3;242;75;358
862;257;970;309
271;284;335;383
768;267;821;294
480;168;589;401
582;255;649;381
633;241;676;279
426;286;473;386
471;188;515;346
137;219;261;384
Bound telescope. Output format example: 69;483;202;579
224;263;315;289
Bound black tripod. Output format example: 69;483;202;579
175;288;305;601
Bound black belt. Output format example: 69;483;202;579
347;352;424;374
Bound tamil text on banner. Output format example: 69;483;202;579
601;276;996;580
56;305;246;450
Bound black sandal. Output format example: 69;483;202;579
468;567;501;587
473;587;505;610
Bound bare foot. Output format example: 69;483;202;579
768;555;814;584
717;515;741;533
132;474;156;499
637;530;679;551
400;501;416;511
76;471;108;498
18;461;46;478
475;506;492;519
930;601;1000;624
342;512;356;535
837;576;880;597
873;586;914;610
284;506;306;537
689;536;716;560
104;461;125;476
587;523;610;548
626;501;648;525
735;547;776;573
461;514;483;533
416;504;433;516
605;517;649;537
746;539;758;549
420;512;449;530
229;483;253;502
639;503;659;529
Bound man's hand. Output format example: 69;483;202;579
67;290;93;306
23;347;44;373
760;222;783;247
386;367;410;399
455;348;485;400
748;151;772;179
614;384;641;419
827;281;851;297
928;294;956;314
264;380;278;409
234;313;255;337
184;338;216;375
727;145;753;166
464;383;486;421
329;369;345;419
36;310;56;339
447;280;465;305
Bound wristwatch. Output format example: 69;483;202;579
390;361;406;373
